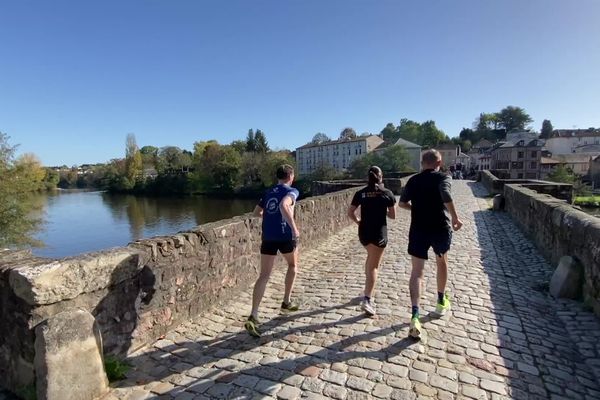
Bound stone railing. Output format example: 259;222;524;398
311;175;414;197
504;184;600;317
480;170;573;203
0;187;360;397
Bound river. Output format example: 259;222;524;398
26;190;257;259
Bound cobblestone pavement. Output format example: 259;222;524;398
99;181;597;399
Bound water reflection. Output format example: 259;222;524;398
29;190;256;258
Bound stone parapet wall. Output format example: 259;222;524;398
504;184;600;317
0;187;360;394
480;170;573;203
312;175;414;197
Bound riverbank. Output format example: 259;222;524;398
574;195;600;207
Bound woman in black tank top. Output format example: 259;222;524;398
347;166;397;316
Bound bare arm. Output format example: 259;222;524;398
347;205;360;224
280;195;300;238
398;201;411;211
387;205;396;219
253;205;263;218
440;176;462;231
445;201;463;231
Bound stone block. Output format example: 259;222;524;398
34;309;108;400
550;256;583;299
9;248;145;305
492;195;504;211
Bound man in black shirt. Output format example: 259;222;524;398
399;149;463;339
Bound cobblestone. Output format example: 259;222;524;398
87;181;600;400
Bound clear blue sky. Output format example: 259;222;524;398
1;0;599;166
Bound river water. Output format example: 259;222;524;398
26;190;257;259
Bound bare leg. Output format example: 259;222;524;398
281;249;298;304
250;254;276;318
409;256;426;309
364;244;385;298
435;252;448;296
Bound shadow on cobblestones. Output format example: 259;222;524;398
468;182;600;400
119;299;416;383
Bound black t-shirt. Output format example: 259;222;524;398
351;186;396;238
400;169;453;232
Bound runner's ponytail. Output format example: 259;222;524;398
367;166;383;191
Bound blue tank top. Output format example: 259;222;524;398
258;184;300;241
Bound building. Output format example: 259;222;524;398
456;152;472;171
553;154;593;176
295;135;384;176
375;137;422;172
468;139;494;171
491;138;545;179
544;129;600;154
432;144;460;167
589;155;600;188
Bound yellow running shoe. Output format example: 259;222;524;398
435;294;451;316
409;316;422;339
281;301;299;312
244;315;261;337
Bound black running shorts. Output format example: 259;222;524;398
358;233;388;248
408;229;452;260
260;240;297;255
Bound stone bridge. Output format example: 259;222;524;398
2;181;600;400
96;182;600;399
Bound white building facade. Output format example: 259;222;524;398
295;135;384;176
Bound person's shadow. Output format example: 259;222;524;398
93;253;156;356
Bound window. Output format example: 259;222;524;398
517;173;523;179
531;151;537;158
530;162;537;169
517;151;524;159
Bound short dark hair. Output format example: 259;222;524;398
276;164;294;180
422;149;442;166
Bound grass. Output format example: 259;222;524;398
574;196;600;206
104;356;131;382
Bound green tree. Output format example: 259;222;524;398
420;120;448;147
230;140;247;154
546;165;575;184
43;168;60;189
396;119;421;144
125;134;142;187
0;133;43;247
258;151;296;186
349;152;381;178
157;146;184;173
254;130;270;153
191;142;242;191
461;139;472;152
379;145;411;172
14;153;46;190
139;145;159;168
211;146;242;190
246;129;257;152
339;127;357;140
541;119;554;139
380;123;397;142
496;106;533;133
311;132;331;144
192;140;219;165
